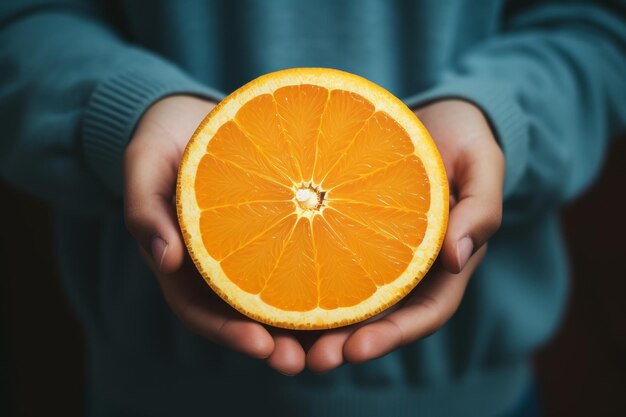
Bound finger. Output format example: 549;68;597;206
344;246;486;363
306;327;354;374
124;140;184;273
266;330;306;375
441;142;504;273
149;255;275;359
173;293;275;359
306;305;400;373
214;317;275;360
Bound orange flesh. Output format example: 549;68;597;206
197;85;430;312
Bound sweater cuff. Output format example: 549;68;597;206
82;66;225;196
404;78;528;198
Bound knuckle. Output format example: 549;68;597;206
416;296;445;337
427;308;445;334
123;204;145;236
423;314;443;338
484;206;502;235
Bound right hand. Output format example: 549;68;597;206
123;95;306;375
306;99;504;373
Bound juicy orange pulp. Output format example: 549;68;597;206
194;84;430;312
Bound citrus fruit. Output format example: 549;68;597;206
177;68;448;330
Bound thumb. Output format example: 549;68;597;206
440;142;504;274
123;139;185;274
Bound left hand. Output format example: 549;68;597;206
306;100;505;373
124;96;307;376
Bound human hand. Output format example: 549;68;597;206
123;96;306;375
306;100;505;373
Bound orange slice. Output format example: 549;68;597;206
177;68;448;329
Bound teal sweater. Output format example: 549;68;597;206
2;1;625;416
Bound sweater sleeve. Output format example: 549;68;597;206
406;1;626;224
0;0;223;214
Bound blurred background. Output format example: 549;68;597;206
2;138;625;417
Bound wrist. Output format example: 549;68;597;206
125;95;218;172
82;67;223;196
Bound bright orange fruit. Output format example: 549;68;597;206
177;68;448;329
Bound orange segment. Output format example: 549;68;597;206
177;68;448;330
260;218;318;312
330;155;431;211
312;90;375;184
313;216;377;309
195;154;292;209
322;111;414;189
206;121;292;186
330;200;427;248
199;201;294;261
221;215;297;294
274;85;329;182
323;209;414;286
234;94;300;181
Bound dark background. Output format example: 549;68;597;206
2;139;625;417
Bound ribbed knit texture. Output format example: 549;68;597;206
406;78;528;198
82;68;223;196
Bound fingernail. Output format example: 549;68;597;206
151;236;168;272
456;237;473;272
277;369;298;377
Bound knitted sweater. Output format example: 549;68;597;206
1;1;625;415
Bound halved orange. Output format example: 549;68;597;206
177;68;448;329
